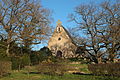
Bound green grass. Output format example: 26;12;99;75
1;71;120;80
0;63;120;80
69;63;90;73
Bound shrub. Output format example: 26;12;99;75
0;54;11;61
30;52;39;65
88;63;120;76
11;57;21;70
11;54;30;70
0;61;11;77
36;59;70;76
30;47;53;65
38;47;52;62
21;54;31;67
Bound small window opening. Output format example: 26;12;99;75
58;27;60;32
58;37;61;40
57;27;61;32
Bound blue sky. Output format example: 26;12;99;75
41;0;109;27
33;0;113;50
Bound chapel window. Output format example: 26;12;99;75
57;27;61;33
58;37;61;40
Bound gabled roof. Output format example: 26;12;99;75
62;26;77;46
56;21;77;46
48;20;77;47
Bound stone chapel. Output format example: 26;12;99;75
48;20;77;58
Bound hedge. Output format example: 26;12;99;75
88;63;120;76
0;61;11;77
36;62;68;75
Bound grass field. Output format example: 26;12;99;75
1;71;120;80
0;63;120;80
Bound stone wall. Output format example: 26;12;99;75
48;22;77;58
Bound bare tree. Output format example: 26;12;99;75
99;1;120;62
69;4;105;63
0;0;52;56
69;0;120;63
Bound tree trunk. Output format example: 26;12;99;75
98;57;102;63
6;44;10;56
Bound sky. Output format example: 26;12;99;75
33;0;114;50
41;0;104;27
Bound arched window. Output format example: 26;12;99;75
57;27;60;33
58;27;60;32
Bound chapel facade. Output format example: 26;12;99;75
48;20;77;58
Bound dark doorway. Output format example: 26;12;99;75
56;50;62;57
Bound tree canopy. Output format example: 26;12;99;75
69;0;120;63
0;0;52;56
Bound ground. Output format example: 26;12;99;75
0;63;120;80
